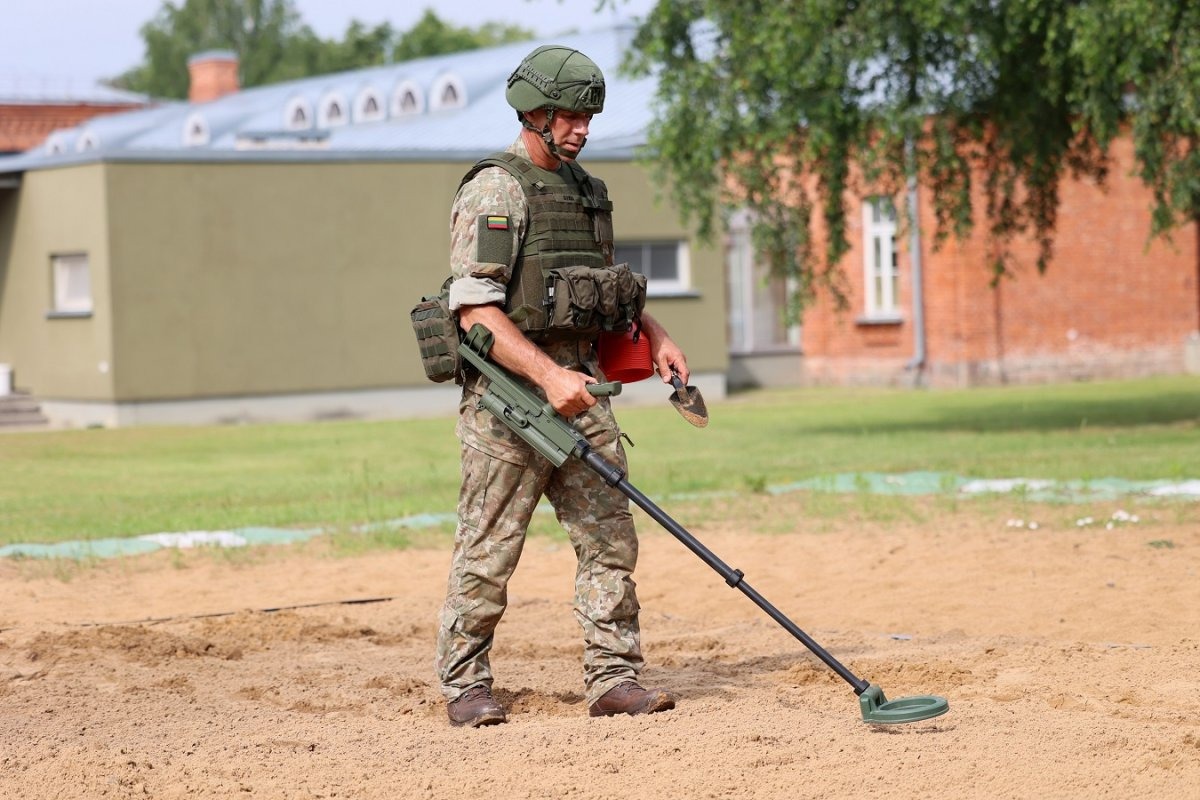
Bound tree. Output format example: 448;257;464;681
392;10;533;63
625;1;1200;312
114;0;307;98
113;3;534;99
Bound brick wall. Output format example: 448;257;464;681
0;103;145;153
800;135;1200;386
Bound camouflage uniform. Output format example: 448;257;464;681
436;137;643;706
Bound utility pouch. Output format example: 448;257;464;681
410;277;463;384
544;263;648;335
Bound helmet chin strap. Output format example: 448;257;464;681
520;107;585;162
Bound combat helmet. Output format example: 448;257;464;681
507;45;605;158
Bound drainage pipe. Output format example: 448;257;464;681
904;139;927;384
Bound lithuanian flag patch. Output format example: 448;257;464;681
486;215;509;230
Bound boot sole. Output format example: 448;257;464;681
449;709;508;728
588;692;677;718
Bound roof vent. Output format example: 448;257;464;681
183;112;210;146
391;80;425;118
318;91;349;128
284;97;314;130
430;74;466;111
354;87;385;123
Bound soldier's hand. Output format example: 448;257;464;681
544;368;598;417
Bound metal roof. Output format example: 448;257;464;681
0;25;654;174
0;75;150;106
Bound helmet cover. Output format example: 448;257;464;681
506;45;605;115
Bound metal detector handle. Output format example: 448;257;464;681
587;381;622;397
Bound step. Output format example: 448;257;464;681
0;392;49;427
0;409;49;427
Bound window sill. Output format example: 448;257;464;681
855;313;903;326
46;310;93;320
647;289;702;300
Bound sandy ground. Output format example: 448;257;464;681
1;494;1198;799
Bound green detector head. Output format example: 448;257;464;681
858;684;950;724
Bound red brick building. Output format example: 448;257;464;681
729;135;1200;388
0;78;149;154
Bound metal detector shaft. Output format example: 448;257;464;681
580;448;870;695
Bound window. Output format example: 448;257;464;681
725;210;799;353
51;253;92;315
391;81;425;117
615;241;690;295
75;131;98;152
862;196;899;318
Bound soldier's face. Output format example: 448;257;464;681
529;109;593;161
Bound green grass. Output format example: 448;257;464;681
1;375;1197;545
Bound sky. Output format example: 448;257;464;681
0;0;656;92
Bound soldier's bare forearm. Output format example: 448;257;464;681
639;311;689;384
457;305;555;381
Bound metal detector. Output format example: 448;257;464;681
459;325;950;725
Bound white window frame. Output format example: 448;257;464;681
391;80;425;118
725;210;801;353
616;240;691;296
862;196;900;318
51;253;93;315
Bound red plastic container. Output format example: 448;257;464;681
598;322;654;383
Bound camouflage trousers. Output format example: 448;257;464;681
436;366;643;706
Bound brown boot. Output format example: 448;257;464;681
588;681;677;718
447;685;507;728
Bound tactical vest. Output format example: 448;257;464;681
459;152;645;341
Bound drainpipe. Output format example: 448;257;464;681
904;139;927;385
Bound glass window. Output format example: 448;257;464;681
862;196;899;317
52;253;92;314
725;210;799;353
614;241;690;295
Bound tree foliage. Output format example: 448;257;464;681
114;0;306;98
113;2;533;98
392;10;534;63
625;1;1200;311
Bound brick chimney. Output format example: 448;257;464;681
187;50;239;103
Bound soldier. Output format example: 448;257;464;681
436;44;690;727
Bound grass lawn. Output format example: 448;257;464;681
1;375;1197;545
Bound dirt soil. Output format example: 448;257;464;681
2;495;1198;799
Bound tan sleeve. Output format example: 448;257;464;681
447;167;526;312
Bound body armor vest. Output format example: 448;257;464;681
460;152;644;340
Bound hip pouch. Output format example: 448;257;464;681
544;263;647;336
410;277;464;384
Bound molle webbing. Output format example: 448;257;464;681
462;152;616;337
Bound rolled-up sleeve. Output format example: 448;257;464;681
447;168;526;312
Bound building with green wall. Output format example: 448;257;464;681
0;30;728;427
